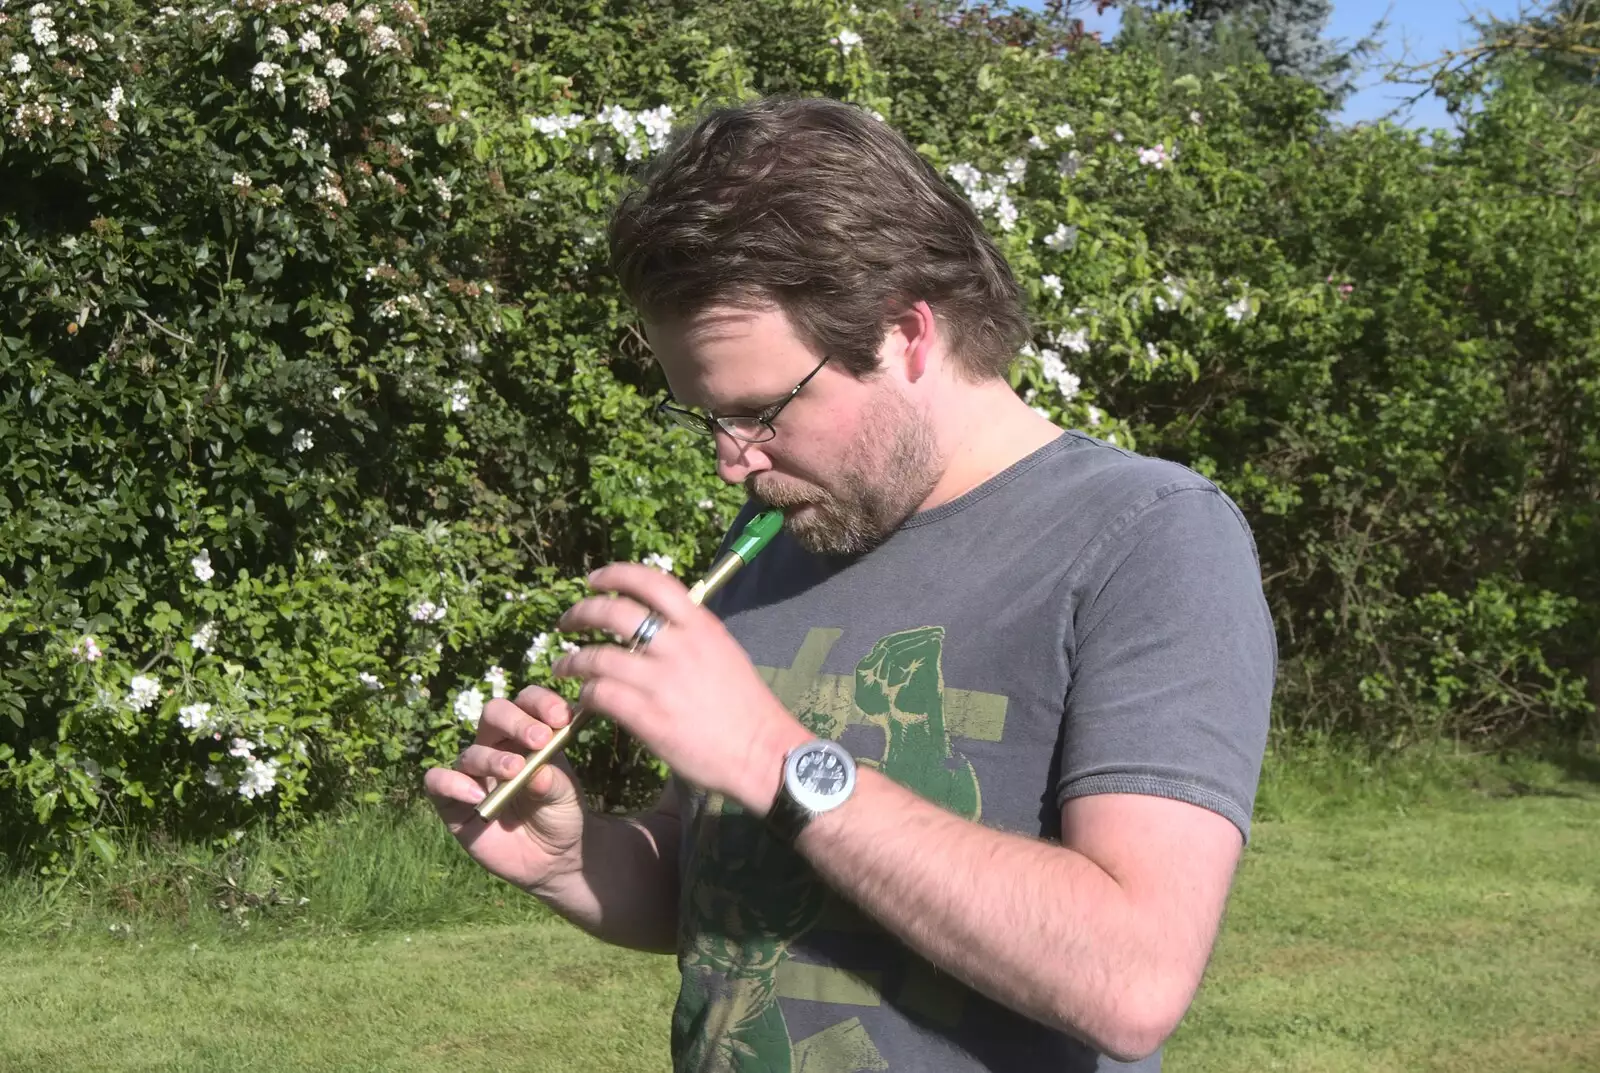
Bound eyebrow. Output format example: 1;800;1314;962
683;389;784;415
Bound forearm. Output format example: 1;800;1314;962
795;768;1174;1060
531;808;680;954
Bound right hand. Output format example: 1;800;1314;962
423;684;588;896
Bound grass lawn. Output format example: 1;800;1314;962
1;749;1596;1071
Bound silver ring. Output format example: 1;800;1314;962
628;611;666;653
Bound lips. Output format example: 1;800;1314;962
749;476;824;511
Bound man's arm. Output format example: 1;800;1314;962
792;774;1243;1062
528;776;684;953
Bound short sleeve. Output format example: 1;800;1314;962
1054;484;1276;843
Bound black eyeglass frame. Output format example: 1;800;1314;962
654;355;831;444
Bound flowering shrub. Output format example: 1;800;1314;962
1;0;1595;859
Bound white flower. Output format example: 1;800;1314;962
1036;348;1082;402
448;381;469;412
231;172;252;190
559;640;580;656
330;385;346;402
1087;404;1104;426
1028;135;1046;150
191;549;215;582
1155;275;1186;312
696;498;715;510
431;176;452;203
1002;157;1027;185
179;703;218;733
72;635;103;662
314;168;346;206
643;553;675;574
1054;121;1074;140
1145;341;1161;364
267;27;290;46
127;675;161;712
369;25;400;51
453;688;485;727
1054;328;1090;355
1041;274;1063;299
1112;131;1124;143
385;111;404;125
237;757;280;799
358;671;381;690
228;737;255;758
996;195;1018;232
204;766;225;788
291;429;314;452
1225;297;1251;323
637;104;675;152
1044;223;1077;253
318;2;350;23
1137;144;1171;169
31;16;55;47
1032;405;1052;420
833;28;862;55
1056;371;1082;401
191;621;217;652
290;127;309;150
1190;110;1202;125
325;56;348;79
410;599;447;623
250;61;284;95
483;666;508;700
103;85;125;125
528;113;584;138
525;632;551;664
297;30;322;53
311;547;330;563
10;54;30;75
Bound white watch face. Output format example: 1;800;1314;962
787;741;856;813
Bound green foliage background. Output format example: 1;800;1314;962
1;0;1596;860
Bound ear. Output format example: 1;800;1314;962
884;300;939;383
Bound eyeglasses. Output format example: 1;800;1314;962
655;355;830;444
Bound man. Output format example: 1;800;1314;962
425;95;1276;1072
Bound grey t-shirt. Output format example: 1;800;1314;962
671;430;1276;1073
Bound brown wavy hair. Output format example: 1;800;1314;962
607;95;1029;381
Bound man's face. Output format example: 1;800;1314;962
644;305;940;557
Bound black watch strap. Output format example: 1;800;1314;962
764;785;814;845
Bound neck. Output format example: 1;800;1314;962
919;380;1065;513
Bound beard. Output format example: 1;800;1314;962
748;390;940;558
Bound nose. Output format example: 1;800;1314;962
713;429;772;485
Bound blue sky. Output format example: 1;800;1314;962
1064;1;1532;131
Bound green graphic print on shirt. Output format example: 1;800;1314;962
672;625;998;1073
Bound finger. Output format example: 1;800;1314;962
424;761;564;830
565;675;658;738
584;562;702;624
424;765;489;810
512;685;576;730
476;691;569;751
550;641;663;697
556;593;660;647
454;742;545;782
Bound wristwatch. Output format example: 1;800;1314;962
765;738;857;844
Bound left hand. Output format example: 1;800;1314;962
552;562;811;815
